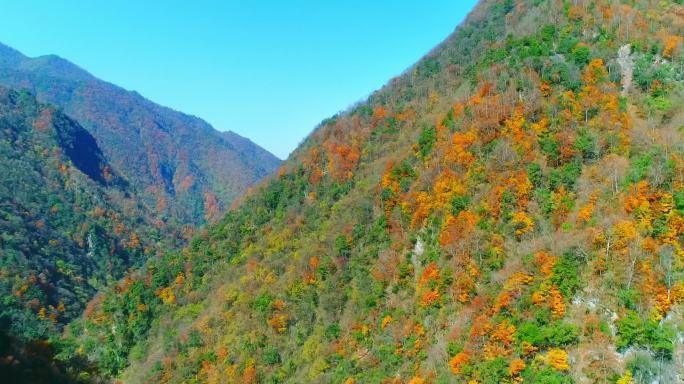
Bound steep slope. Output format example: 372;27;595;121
70;0;684;383
0;86;184;349
0;44;281;225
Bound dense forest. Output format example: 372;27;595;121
0;86;182;382
3;0;684;383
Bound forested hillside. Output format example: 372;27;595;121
0;44;281;225
0;86;191;382
25;0;684;382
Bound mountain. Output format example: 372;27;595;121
45;0;684;382
0;86;192;383
0;44;281;225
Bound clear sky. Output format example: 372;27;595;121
0;1;478;159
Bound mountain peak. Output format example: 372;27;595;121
0;42;95;82
22;53;95;81
0;41;26;64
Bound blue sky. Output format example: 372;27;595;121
0;1;478;159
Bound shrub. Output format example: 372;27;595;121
571;45;591;65
479;357;509;384
451;195;470;215
253;294;274;313
416;57;442;79
550;250;581;297
616;310;675;359
418;125;437;158
517;321;579;348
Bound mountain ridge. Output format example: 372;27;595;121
0;43;281;224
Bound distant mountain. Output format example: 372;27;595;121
0;43;281;225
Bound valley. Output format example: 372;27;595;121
2;0;684;383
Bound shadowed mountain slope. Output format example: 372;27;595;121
0;86;181;345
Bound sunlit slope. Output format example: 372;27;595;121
74;0;684;382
